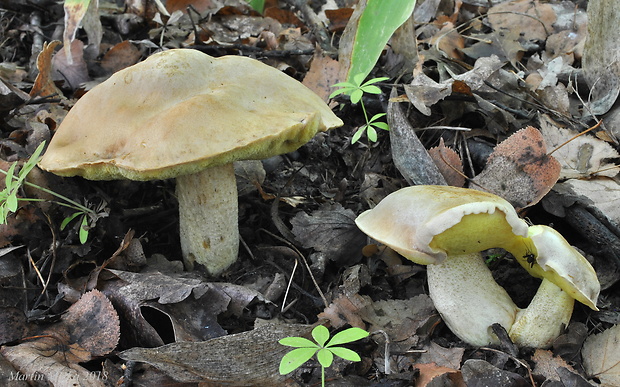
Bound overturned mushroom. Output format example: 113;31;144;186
355;185;600;347
39;49;343;275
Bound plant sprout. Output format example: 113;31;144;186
0;141;103;243
279;325;369;386
330;74;389;143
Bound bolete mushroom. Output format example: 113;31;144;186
355;185;600;347
38;49;343;275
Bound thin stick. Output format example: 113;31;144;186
547;120;602;156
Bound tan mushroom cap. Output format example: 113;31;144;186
38;49;343;180
355;185;529;265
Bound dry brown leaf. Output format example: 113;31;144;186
428;139;465;187
51;39;90;90
290;203;366;263
302;49;341;103
539;119;619;179
582;324;620;386
471;126;560;209
415;362;465;387
418;342;465;370
30;40;64;99
488;0;556;43
318;293;370;329
100;41;142;75
1;290;118;386
461;359;530;386
429;21;464;60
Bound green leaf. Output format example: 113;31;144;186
60;211;83;230
5;163;16;189
349;89;364;104
368;113;387;123
327;347;362;362
6;193;18;213
329;88;352;99
316;348;334;368
343;0;417;83
279;347;318;375
373;122;390;131
359;84;382;94
247;0;264;13
352;73;366;87
279;337;318;348
79;215;89;244
367;126;378;142
362;76;390;86
351;126;366;144
327;327;370;347
312;325;330;347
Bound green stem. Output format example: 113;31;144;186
0;167;94;216
321;365;325;387
359;99;370;125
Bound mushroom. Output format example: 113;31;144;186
38;49;343;275
355;185;600;347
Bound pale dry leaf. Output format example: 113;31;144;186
404;73;452;116
119;323;310;385
532;349;573;381
106;269;205;304
539;120;619;179
2;341;106;387
418;342;465;370
583;0;620;115
360;295;435;341
555;179;620;227
582;324;620;387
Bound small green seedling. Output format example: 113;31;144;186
0;142;103;243
330;74;389;144
279;325;369;386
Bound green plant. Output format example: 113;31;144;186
246;0;265;13
279;325;369;386
0;142;103;243
330;74;389;143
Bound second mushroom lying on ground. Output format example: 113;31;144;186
355;185;600;348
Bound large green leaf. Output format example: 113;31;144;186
339;0;417;83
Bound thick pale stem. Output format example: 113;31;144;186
176;163;239;275
427;253;518;346
509;278;574;348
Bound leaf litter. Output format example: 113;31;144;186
0;0;619;386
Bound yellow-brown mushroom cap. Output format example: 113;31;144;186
38;49;343;181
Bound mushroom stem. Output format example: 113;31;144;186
426;252;518;346
509;278;574;348
176;163;238;274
